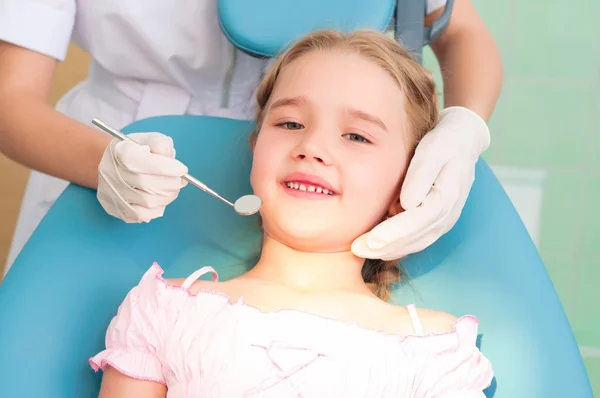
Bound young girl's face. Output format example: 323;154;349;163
250;50;412;253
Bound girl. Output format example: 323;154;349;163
90;29;493;397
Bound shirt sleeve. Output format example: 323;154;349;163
423;317;495;398
0;0;76;61
89;265;169;385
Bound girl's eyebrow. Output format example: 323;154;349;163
346;108;388;132
269;96;308;110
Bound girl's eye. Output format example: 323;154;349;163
277;121;304;130
343;133;370;144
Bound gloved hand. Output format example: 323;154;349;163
351;106;491;261
97;132;188;223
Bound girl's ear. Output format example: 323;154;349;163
386;182;405;219
386;196;403;219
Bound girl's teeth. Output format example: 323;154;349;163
285;182;333;195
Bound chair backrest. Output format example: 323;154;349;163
0;116;593;397
217;0;396;58
217;0;454;61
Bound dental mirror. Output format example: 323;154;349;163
233;194;263;216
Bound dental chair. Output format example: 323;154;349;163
0;1;593;397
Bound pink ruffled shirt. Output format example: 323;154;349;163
90;263;493;397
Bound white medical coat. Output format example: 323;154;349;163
0;0;447;273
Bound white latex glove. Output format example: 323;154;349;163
352;106;491;260
97;132;188;223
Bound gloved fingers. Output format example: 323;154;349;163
372;190;444;245
400;146;449;210
432;159;476;225
400;106;491;211
101;170;178;208
119;187;180;209
396;160;473;245
351;233;382;259
97;140;184;224
128;204;166;223
351;217;444;260
103;190;169;224
440;165;475;230
127;132;176;158
119;170;187;195
100;159;184;208
114;140;188;177
374;226;443;260
97;175;142;223
351;191;445;260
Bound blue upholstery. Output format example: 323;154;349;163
0;116;593;397
217;0;455;61
217;0;396;58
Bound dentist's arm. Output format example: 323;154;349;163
352;0;502;260
0;41;188;223
0;41;110;189
427;0;503;121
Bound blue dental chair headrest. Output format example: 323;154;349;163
0;1;593;397
217;0;454;59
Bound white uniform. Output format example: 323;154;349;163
0;0;447;273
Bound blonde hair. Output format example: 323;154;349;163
250;29;439;301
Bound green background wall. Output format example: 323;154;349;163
423;0;599;394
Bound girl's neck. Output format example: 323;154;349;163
246;234;369;294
